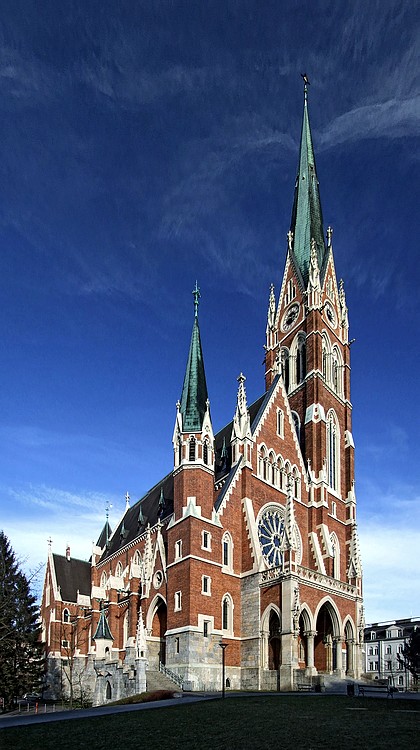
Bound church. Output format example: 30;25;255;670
40;82;364;703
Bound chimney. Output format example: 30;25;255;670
66;545;71;561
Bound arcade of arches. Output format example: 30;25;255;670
262;601;356;677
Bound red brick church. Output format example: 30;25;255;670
41;83;364;703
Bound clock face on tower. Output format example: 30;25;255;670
258;507;285;567
281;302;300;332
324;301;337;328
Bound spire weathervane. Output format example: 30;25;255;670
301;72;310;101
193;281;200;317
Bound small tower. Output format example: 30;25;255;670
93;604;114;660
231;373;252;467
172;283;215;520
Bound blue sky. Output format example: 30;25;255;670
0;1;419;624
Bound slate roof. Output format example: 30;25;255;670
96;521;112;549
93;609;114;640
52;553;91;603
100;472;174;561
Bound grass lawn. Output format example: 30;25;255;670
2;695;419;750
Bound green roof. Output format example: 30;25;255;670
180;292;208;433
93;609;113;641
290;88;327;287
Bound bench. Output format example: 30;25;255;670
357;684;392;698
297;683;313;692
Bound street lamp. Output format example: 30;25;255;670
219;641;228;699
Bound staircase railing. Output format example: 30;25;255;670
159;661;184;689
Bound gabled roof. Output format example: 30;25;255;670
52;553;91;603
289;85;328;288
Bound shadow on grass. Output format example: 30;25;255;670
1;695;419;750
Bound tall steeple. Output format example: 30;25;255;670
289;76;327;288
179;282;209;432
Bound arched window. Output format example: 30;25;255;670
115;561;123;578
292;466;301;500
123;611;129;646
106;681;112;699
281;348;290;393
277;456;285;490
296;334;306;385
100;571;107;588
327;410;340;492
322;333;331;382
189;437;196;461
331;346;344;397
330;532;340;579
269;450;276;486
292;412;300;444
222;595;233;633
177;437;182;465
63;608;70;623
258;445;267;480
222;532;233;570
203;440;209;465
133;550;141;566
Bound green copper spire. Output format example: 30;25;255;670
93;606;113;641
180;284;209;432
290;76;327;287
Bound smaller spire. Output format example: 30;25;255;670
138;504;145;527
179;286;209;432
125;491;130;512
231;373;252;442
158;486;165;518
93;604;114;641
267;283;276;330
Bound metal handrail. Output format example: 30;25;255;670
159;661;183;688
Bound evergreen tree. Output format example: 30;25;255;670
0;531;44;709
397;629;420;685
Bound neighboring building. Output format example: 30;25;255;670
41;82;364;704
364;618;420;690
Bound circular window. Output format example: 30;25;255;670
258;507;285;568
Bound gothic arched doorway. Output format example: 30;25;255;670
314;602;339;673
147;595;167;668
268;610;281;670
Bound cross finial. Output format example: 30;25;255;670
192;281;200;317
237;372;246;385
47;536;53;548
105;501;112;522
301;73;310;102
125;491;130;510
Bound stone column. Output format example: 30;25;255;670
304;630;317;675
346;639;355;676
333;636;345;677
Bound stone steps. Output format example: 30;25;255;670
146;670;182;693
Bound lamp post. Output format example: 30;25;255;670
219;641;228;698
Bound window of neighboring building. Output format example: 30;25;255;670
386;630;392;639
368;647;373;656
386;661;392;671
386;645;392;654
202;575;211;596
374;647;378;656
368;662;374;671
398;644;403;653
175;540;182;560
371;632;376;640
174;591;182;612
398;676;404;686
398;629;403;637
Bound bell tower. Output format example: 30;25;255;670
264;78;356;547
172;283;215;522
